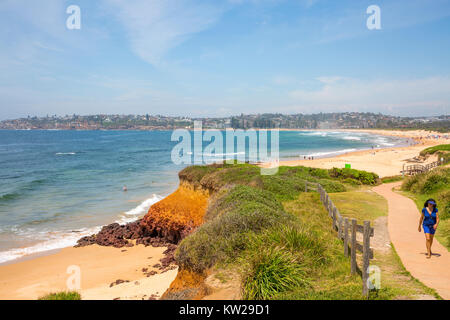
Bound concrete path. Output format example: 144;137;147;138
373;182;450;299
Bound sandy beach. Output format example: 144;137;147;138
0;243;177;300
271;129;448;177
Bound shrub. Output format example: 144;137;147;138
328;168;379;185
175;185;292;272
250;225;329;266
437;190;450;220
316;179;347;193
261;175;304;201
204;185;283;221
38;291;81;300
402;168;450;194
242;247;309;300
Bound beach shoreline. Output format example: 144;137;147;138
270;129;448;178
0;128;447;300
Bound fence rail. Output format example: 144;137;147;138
402;160;442;176
305;181;374;297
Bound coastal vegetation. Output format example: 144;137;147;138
420;144;450;165
328;189;387;223
171;163;436;300
380;175;404;183
38;291;81;300
401;167;450;250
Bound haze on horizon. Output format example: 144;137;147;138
0;0;450;121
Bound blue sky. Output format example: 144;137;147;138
0;0;450;120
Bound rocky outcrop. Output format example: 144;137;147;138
75;180;212;300
139;182;209;243
75;220;143;248
76;181;210;248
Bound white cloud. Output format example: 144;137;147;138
316;76;344;85
103;0;225;66
288;76;450;115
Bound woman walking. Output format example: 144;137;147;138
418;199;440;259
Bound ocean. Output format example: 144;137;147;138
0;129;405;263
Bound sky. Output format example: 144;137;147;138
0;0;450;120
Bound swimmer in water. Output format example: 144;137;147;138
123;186;127;192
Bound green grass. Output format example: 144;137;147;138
288;192;440;300
175;163;439;300
401;167;450;250
179;163;380;201
38;291;81;300
420;144;450;165
241;246;310;300
381;175;404;183
420;144;450;156
175;185;293;273
328;189;388;223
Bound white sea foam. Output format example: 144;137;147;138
55;152;76;155
342;136;361;141
124;194;163;216
301;131;328;136
0;194;165;264
0;226;101;264
299;148;357;158
203;151;246;157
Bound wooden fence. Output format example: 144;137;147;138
305;182;374;297
402;160;441;176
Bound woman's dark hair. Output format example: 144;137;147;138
424;198;437;209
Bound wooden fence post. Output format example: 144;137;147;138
344;218;349;257
332;206;337;230
328;200;332;217
338;215;343;239
351;219;357;274
362;221;371;297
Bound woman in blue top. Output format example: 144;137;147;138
418;199;440;259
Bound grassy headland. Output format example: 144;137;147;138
169;163;437;299
419;144;450;165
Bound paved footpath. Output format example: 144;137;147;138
373;182;450;300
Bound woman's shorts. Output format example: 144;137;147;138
423;224;436;234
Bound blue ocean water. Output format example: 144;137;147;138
0;129;404;263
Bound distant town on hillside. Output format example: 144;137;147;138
1;112;449;132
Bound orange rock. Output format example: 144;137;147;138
161;268;210;300
140;182;210;243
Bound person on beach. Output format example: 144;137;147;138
418;199;440;259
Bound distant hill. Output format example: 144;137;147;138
0;112;449;132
